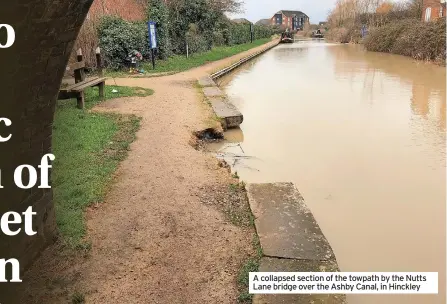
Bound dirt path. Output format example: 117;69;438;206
18;40;278;304
79;78;245;303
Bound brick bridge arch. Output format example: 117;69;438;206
0;0;94;296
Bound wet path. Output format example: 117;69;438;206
214;41;446;304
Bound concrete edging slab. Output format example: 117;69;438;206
247;183;346;304
198;40;280;130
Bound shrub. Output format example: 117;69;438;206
228;23;251;45
147;0;172;59
185;23;209;54
365;18;446;63
212;30;226;46
226;23;273;46
326;27;350;43
96;3;275;70
364;19;410;52
254;24;275;40
302;24;318;38
345;24;362;43
98;16;149;69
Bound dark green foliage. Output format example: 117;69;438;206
228;23;251;45
227;22;275;45
168;0;222;54
167;0;273;53
254;24;276;41
364;18;446;64
147;0;171;59
97;1;274;69
185;23;209;54
98;16;149;69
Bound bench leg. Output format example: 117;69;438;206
99;82;105;99
76;92;85;109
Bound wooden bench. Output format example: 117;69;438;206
58;48;106;109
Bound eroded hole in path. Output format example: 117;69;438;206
195;128;224;140
190;128;224;150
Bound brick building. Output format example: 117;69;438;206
270;10;309;31
422;0;446;21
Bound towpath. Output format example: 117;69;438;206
20;40;278;303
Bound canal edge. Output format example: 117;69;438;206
197;39;280;131
246;182;346;304
196;41;346;303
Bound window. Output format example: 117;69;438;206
425;7;432;22
440;5;444;17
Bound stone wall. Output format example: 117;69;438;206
0;0;93;300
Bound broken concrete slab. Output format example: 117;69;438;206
253;257;346;304
198;76;216;87
209;97;243;129
246;183;335;261
203;86;225;98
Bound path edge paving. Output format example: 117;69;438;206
197;40;279;130
246;182;347;304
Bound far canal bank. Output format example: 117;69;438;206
213;40;446;304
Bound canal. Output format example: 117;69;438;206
214;41;446;304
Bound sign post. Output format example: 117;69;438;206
148;21;158;70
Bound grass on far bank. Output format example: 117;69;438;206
53;85;153;247
106;38;271;77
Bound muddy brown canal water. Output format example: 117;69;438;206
214;41;446;304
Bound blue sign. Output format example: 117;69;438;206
148;21;157;49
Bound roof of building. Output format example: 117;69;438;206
277;10;308;18
232;18;252;24
256;19;271;26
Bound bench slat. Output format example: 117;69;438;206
62;80;92;92
71;77;106;92
66;77;100;90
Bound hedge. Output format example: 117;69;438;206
364;18;446;64
98;16;149;69
98;15;275;70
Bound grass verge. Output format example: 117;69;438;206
106;38;271;77
230;178;262;303
53;85;153;247
238;234;263;303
